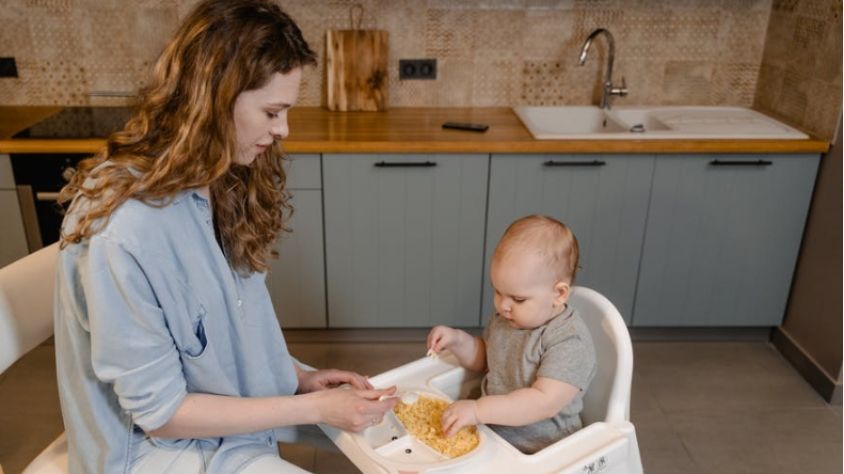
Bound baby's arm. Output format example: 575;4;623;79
441;377;579;437
427;326;487;373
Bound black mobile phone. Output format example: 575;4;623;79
442;121;489;132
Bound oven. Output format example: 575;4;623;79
10;107;133;248
10;153;90;248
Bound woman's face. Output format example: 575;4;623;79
232;67;302;165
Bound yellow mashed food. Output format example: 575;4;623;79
393;396;480;458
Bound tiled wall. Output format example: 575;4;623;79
753;0;842;141
0;0;776;109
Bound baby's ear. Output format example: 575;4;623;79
554;281;571;307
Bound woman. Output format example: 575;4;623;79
54;1;396;472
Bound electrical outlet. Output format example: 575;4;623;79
399;59;436;80
0;57;18;78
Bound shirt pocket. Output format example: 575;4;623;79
173;300;209;359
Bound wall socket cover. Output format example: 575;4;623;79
399;59;436;80
0;57;18;78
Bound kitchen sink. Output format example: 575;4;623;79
512;106;628;138
513;106;809;140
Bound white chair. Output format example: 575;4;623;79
568;285;634;425
502;285;643;472
0;243;69;473
325;285;643;473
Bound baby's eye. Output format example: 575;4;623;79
513;298;526;304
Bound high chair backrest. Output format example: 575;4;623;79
0;243;69;474
0;243;59;375
567;286;633;425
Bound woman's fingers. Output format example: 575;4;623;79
342;371;371;390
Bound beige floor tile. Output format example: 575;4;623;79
630;369;663;417
668;408;842;474
0;345;63;474
630;371;702;474
635;342;827;413
634;412;702;474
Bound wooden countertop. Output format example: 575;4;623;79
0;106;830;154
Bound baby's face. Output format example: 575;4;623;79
490;250;569;330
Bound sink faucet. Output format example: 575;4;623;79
578;28;627;110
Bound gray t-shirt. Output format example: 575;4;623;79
482;305;596;454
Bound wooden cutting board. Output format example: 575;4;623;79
325;29;389;111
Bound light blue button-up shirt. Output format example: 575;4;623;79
54;189;300;473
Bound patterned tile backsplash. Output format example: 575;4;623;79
754;0;842;140
0;0;840;140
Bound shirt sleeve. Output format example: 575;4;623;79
536;318;597;391
84;235;187;432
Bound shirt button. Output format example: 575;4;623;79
237;299;243;307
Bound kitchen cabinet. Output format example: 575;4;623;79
266;154;327;328
323;154;488;327
482;154;654;324
0;154;29;267
633;154;820;326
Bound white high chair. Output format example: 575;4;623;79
321;285;643;473
0;243;69;474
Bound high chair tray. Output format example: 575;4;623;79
318;353;643;474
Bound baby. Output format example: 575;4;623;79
427;215;596;454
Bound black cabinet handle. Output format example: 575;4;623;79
374;161;437;168
543;160;606;167
709;159;772;166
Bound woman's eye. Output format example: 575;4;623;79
266;111;279;119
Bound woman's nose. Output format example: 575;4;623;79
271;119;289;140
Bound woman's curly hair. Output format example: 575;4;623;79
59;0;316;274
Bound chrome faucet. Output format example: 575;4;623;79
578;28;627;110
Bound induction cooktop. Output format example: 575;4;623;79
14;107;135;139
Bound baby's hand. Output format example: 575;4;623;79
441;400;479;437
427;325;457;355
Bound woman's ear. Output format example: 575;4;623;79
553;281;571;307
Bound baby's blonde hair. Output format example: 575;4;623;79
493;215;580;283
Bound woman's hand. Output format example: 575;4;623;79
313;386;398;432
297;368;373;393
427;325;459;354
441;399;479;437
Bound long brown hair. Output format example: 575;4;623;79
59;0;316;274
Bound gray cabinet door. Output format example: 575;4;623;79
323;154;488;327
0;190;29;268
0;155;29;267
483;154;654;324
633;154;820;326
266;154;326;328
267;189;326;328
